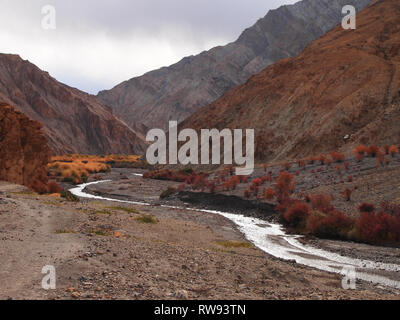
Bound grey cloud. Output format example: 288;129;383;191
0;0;298;93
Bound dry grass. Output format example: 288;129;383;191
106;206;140;214
48;155;140;184
55;229;76;234
135;215;158;224
215;240;254;249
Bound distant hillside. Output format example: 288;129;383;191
0;54;147;155
98;0;370;133
180;0;400;161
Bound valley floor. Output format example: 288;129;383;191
0;176;399;300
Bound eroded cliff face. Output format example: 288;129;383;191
98;0;370;133
0;103;50;192
180;0;400;161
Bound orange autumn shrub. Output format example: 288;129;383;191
367;146;381;157
389;145;398;157
298;159;306;169
330;151;345;163
310;194;334;214
318;155;326;165
274;172;295;204
48;181;63;194
282;162;292;170
342;188;353;201
354;145;368;157
325;157;333;166
264;188;275;201
31;179;48;194
306;156;317;165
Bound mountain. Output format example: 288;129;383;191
98;0;370;133
180;0;400;161
0;103;50;192
0;54;147;155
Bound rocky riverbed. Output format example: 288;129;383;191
1;170;400;300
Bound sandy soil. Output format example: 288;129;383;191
1;175;399;300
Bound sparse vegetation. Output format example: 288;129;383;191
49;155;115;185
330;151;345;163
56;229;76;234
274;172;295;204
106;206;139;214
135;215;158;224
342;188;353;202
47;181;63;194
264;188;275;201
60;191;80;202
215;240;253;249
160;187;178;199
367;146;381;158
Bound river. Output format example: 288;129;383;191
70;179;400;290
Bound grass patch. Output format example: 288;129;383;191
135;215;158;224
87;229;111;236
43;200;63;206
215;240;253;249
56;229;76;234
106;206;139;214
60;191;80;202
92;209;114;215
11;191;34;196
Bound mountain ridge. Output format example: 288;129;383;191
98;0;370;133
0;54;147;155
180;0;400;162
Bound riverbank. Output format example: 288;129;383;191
75;170;400;292
1;172;400;299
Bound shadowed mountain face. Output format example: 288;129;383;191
0;54;147;155
180;0;400;162
98;0;370;133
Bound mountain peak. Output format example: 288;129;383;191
98;0;370;133
180;0;400;162
0;53;147;155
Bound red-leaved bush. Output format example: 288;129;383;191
356;212;400;245
354;145;368;157
389;145;398;157
48;181;63;194
307;210;354;240
264;188;275;201
284;202;310;227
31;179;48;194
310;194;334;214
367;146;381;157
330;151;345;163
274;172;295;204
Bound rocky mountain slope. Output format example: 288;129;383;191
0;103;50;191
0;54;147;155
98;0;370;133
180;0;400;161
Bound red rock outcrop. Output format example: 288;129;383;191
0;103;51;192
180;0;400;162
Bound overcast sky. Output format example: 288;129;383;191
0;0;298;94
